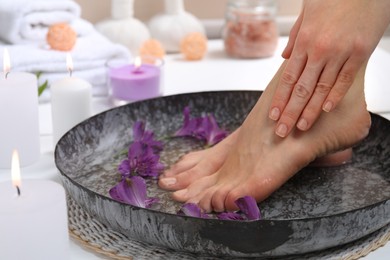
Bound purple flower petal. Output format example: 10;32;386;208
201;114;229;146
144;197;160;208
118;159;131;177
123;141;164;178
174;107;229;146
217;212;245;220
175;106;196;137
133;121;145;141
142;131;163;153
109;176;158;208
235;196;261;220
133;121;163;152
177;203;209;218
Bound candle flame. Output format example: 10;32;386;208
66;53;73;76
3;48;11;75
11;149;21;190
134;56;142;69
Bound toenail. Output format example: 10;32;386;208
174;189;188;197
160;177;176;186
323;101;333;112
297;118;308;130
276;123;288;137
269;107;280;121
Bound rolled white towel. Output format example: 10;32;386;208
0;0;93;44
0;32;131;97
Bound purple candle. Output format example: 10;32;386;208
109;58;161;101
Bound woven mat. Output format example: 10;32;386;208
67;197;390;260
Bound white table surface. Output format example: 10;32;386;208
1;37;389;259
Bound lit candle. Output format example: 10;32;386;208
51;53;92;146
109;56;162;102
0;150;69;260
0;48;40;168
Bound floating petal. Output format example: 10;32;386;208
118;159;131;177
124;141;164;178
109;176;158;208
133;121;163;152
235;196;261;220
175;106;197;137
177;203;209;218
175;107;229;146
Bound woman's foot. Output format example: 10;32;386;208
160;128;352;192
159;61;371;212
160;128;240;188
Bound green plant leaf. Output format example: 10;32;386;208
38;80;48;97
35;71;48;97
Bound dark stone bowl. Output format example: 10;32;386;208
55;91;390;258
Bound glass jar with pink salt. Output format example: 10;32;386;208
222;0;278;59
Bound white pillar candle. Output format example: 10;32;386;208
0;48;40;168
51;54;92;146
0;150;69;260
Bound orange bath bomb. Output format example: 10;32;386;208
46;23;77;51
180;32;207;61
139;39;165;58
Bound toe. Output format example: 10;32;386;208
224;189;243;211
162;154;199;177
211;186;231;212
159;162;217;191
158;177;177;189
172;189;189;202
172;175;217;203
196;189;216;213
224;175;281;211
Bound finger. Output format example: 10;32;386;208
275;60;324;137
322;56;364;113
282;13;304;59
297;60;345;131
269;53;307;122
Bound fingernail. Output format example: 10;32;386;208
174;189;188;197
276;123;288;137
323;101;333;112
297;118;308;131
269;107;280;121
160;177;177;187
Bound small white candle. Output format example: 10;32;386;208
51;53;92;146
0;48;40;168
0;150;69;260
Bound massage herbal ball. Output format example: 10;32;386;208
46;23;77;51
139;39;166;59
180;32;208;61
148;0;205;53
95;0;150;55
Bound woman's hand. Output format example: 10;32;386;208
269;0;390;137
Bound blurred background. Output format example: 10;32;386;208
75;0;302;23
75;0;304;37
